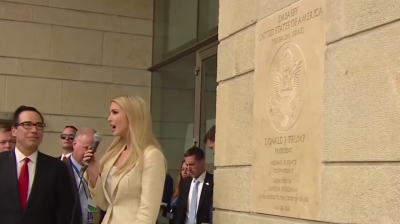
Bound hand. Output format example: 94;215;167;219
83;149;100;186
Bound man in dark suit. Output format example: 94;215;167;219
0;106;76;224
0;124;15;152
161;173;174;216
204;125;216;223
204;125;215;155
156;173;173;224
57;125;77;161
173;147;213;224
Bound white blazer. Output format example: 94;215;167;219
89;148;166;224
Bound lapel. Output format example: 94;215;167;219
64;158;83;222
63;158;79;199
25;152;47;210
4;151;21;208
110;170;124;198
180;178;192;209
197;172;213;211
101;149;124;201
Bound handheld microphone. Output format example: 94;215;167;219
81;133;102;172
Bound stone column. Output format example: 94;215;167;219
215;0;400;223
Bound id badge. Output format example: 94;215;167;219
87;198;98;213
87;211;94;224
87;198;97;224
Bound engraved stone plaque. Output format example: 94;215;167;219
251;0;325;220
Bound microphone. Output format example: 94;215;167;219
81;133;102;172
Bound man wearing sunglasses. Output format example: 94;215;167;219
58;126;77;161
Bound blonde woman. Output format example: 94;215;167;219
84;95;166;224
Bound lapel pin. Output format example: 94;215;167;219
206;182;209;185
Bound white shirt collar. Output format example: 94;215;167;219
192;170;207;183
70;154;82;170
15;147;38;163
62;152;71;158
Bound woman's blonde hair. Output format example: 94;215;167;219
99;95;164;175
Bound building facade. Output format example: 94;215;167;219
0;0;154;157
0;0;398;223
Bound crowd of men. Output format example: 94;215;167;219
0;109;217;224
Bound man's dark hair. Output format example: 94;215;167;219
64;126;78;132
184;146;205;160
0;124;11;132
12;106;44;126
203;125;215;143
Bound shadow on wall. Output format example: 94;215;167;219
0;112;13;126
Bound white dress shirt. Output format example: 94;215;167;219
186;171;206;223
60;153;71;160
15;148;38;199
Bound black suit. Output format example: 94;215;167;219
99;210;106;224
63;158;83;224
0;150;77;224
157;173;174;224
173;172;213;224
161;173;174;217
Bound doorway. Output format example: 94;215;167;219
194;41;218;168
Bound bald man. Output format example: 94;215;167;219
63;127;100;224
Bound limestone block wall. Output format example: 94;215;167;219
0;0;153;156
215;0;400;223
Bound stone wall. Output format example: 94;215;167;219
215;0;400;223
0;0;153;156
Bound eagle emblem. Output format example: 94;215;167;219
268;44;305;131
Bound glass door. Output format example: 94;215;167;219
194;42;217;168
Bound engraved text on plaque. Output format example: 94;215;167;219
251;0;325;220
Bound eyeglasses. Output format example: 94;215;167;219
17;122;46;130
60;134;75;140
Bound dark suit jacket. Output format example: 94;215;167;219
63;158;83;224
210;198;213;224
0;150;77;224
99;210;106;223
161;173;174;217
173;172;213;224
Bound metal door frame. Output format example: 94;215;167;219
193;41;218;150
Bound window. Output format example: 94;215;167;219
198;0;219;41
151;52;196;169
152;0;219;64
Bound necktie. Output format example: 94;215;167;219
18;158;30;210
188;180;200;224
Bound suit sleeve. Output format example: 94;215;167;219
56;162;76;224
161;175;173;205
161;175;173;217
172;182;184;224
135;148;166;224
88;174;108;211
209;198;213;224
